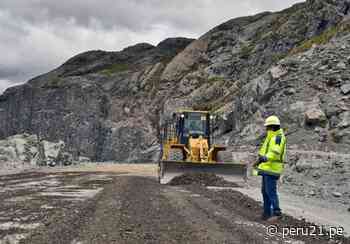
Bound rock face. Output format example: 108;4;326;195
1;0;350;162
0;38;194;162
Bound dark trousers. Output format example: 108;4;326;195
261;174;281;217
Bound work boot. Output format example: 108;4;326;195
267;215;281;222
261;214;270;221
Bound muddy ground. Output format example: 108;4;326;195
0;165;349;244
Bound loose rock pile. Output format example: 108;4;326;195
0;133;75;171
282;150;350;206
168;173;239;187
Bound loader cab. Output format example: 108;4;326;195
176;111;211;146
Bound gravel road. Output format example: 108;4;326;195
0;166;349;244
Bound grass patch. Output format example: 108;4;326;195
208;76;225;84
100;63;129;76
44;77;63;88
272;53;287;63
289;26;338;55
240;44;255;59
288;20;350;55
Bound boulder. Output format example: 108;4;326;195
305;108;327;126
78;156;91;163
270;65;288;79
340;83;350;95
336;61;346;69
332;191;342;198
0;134;73;169
312;171;321;179
337;112;350;128
295;162;309;173
309;190;316;196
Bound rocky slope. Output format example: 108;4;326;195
228;31;350;152
1;0;350;163
0;38;194;163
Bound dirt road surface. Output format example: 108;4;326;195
0;164;349;244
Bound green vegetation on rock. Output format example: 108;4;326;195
240;44;255;59
44;77;63;88
290;26;339;55
289;21;350;55
272;53;287;63
208;76;225;84
100;63;129;76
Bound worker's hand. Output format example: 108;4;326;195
258;156;267;163
252;161;259;168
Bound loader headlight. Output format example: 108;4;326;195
181;114;185;118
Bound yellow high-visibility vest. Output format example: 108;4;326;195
257;129;286;176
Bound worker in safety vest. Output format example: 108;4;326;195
253;115;286;222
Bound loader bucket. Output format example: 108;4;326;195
158;161;247;185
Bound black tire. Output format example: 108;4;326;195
158;161;162;183
168;149;183;161
63;160;72;166
216;151;232;163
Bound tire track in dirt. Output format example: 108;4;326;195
161;187;266;243
71;176;294;244
14;174;350;244
71;176;200;244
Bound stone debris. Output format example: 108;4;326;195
0;133;74;171
340;83;350;95
332;191;343;198
168;173;239;187
304;109;327;126
270;65;288;79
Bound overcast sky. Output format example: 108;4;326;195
0;0;303;93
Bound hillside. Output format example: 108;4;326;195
1;0;350;162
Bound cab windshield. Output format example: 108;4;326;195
184;113;207;136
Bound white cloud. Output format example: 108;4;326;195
0;79;23;94
0;0;304;91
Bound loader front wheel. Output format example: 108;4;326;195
216;151;232;163
168;149;183;161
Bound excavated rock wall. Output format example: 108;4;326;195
1;0;350;164
0;38;194;162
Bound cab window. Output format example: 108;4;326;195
184;113;207;136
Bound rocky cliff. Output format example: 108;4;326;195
1;0;350;162
0;38;194;162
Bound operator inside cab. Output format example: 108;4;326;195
177;112;210;144
187;119;204;136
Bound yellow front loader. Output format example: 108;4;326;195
158;110;247;184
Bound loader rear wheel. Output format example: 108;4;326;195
168;149;183;161
216;151;232;163
158;161;162;183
